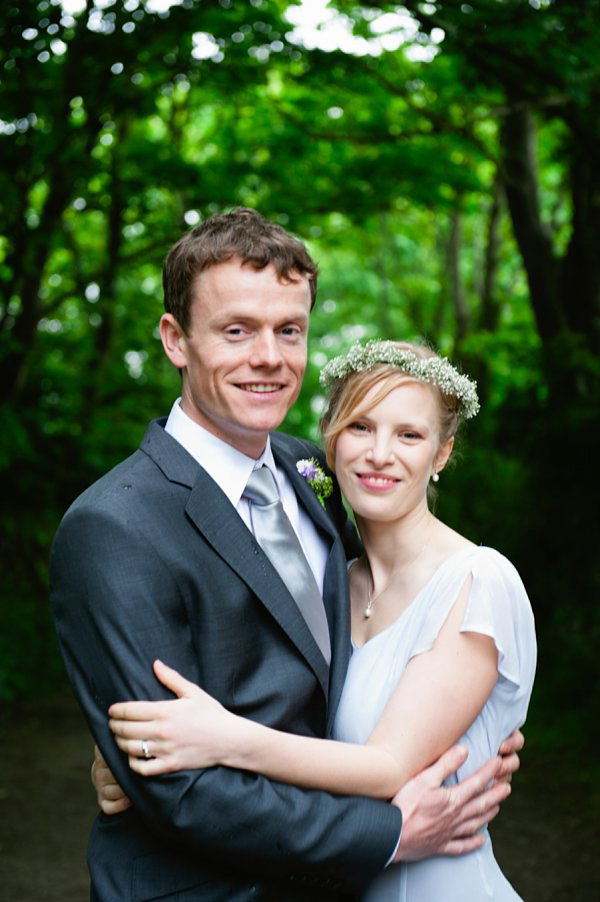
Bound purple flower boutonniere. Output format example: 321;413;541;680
296;458;333;509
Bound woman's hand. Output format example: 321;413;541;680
108;659;238;776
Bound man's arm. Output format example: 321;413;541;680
107;593;497;798
51;503;400;893
53;499;519;888
93;732;522;841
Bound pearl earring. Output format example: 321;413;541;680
432;471;440;483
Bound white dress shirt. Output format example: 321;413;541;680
164;399;329;593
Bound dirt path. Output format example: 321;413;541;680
0;692;597;900
0;693;95;900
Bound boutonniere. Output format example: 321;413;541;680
296;458;333;509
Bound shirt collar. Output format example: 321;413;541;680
164;399;278;507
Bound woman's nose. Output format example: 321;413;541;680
365;435;394;467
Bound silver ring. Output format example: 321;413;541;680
141;739;151;759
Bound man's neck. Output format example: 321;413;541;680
178;398;268;460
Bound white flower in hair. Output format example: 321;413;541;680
319;340;480;420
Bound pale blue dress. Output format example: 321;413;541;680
334;546;537;902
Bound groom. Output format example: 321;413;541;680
51;208;518;901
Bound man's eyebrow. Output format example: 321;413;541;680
212;308;310;325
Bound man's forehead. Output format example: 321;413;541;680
192;262;311;311
199;261;309;289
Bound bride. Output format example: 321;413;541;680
107;340;536;901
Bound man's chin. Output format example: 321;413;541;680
239;414;288;436
220;410;291;453
234;392;293;423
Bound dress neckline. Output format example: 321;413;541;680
351;545;477;651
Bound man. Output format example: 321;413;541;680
51;208;519;901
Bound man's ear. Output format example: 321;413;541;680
434;436;454;475
160;314;187;369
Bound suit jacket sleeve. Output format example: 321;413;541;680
50;472;401;894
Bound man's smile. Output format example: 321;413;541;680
237;383;284;393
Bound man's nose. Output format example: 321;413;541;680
250;331;284;368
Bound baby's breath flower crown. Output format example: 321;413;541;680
319;340;480;420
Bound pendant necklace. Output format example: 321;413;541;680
363;533;432;619
363;588;376;619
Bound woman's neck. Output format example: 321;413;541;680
356;502;435;591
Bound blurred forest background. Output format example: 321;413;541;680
1;0;599;819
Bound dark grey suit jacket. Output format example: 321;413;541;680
50;420;402;901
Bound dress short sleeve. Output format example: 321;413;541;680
406;547;536;692
459;549;535;688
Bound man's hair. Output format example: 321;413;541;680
163;207;318;332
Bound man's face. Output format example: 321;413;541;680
161;258;311;458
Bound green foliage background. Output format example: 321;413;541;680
1;0;598;765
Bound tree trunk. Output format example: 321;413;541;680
448;209;470;342
374;212;393;337
499;107;564;342
480;175;504;333
560;122;600;351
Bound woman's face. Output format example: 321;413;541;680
334;380;453;524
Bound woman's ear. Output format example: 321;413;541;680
433;436;454;476
160;314;187;370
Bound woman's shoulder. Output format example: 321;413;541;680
432;544;530;612
428;522;527;597
450;546;534;636
460;548;536;688
464;545;524;584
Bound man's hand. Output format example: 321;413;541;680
392;746;510;861
91;745;131;815
495;728;524;783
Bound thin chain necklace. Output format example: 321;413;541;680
363;532;432;619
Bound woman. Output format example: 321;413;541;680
108;340;536;901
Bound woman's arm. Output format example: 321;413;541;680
110;577;499;799
110;660;403;797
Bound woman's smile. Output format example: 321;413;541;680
356;472;401;491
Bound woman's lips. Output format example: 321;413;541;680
357;472;400;490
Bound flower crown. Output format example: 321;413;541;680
319;340;480;420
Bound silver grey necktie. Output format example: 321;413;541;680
244;466;331;665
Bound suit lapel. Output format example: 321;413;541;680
270;436;338;542
323;541;353;733
141;418;199;488
186;476;330;697
142;421;330;697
